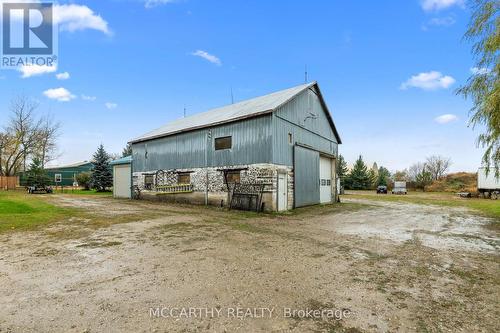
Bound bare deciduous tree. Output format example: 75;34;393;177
36;114;60;168
425;155;452;180
0;96;60;176
408;163;425;182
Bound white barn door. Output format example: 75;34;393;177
277;173;287;211
319;157;332;203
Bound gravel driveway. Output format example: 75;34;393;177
0;195;498;332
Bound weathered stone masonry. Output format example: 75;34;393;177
133;163;294;211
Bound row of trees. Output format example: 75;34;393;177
0;96;59;176
338;154;451;191
337;155;391;190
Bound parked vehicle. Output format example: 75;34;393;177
478;167;499;199
376;185;387;194
392;181;407;195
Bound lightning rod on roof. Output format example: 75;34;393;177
230;87;234;104
305;64;308;83
183;104;186;118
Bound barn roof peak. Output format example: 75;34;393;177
130;81;340;144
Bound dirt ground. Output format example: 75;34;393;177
0;195;499;332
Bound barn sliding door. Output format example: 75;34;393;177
294;145;320;207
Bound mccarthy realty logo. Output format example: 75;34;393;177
1;1;58;69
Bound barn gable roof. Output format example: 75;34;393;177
130;81;341;144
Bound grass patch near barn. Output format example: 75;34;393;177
0;191;78;233
344;190;500;221
53;189;112;196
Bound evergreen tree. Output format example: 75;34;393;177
90;144;113;192
368;168;377;189
348;155;371;190
377;166;391;186
121;143;132;157
337;155;348;185
26;157;51;188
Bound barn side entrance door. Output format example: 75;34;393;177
277;173;287;211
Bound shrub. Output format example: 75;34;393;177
76;172;91;190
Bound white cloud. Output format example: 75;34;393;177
400;71;455;90
54;4;111;35
144;0;176;8
18;64;57;78
81;94;97;101
191;50;222;66
421;0;464;11
470;67;490;75
105;102;118;109
422;16;456;30
43;87;76;102
435;114;458;124
428;16;456;26
0;2;111;35
55;72;70;80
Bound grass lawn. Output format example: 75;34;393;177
344;190;500;220
0;191;78;233
53;189;113;196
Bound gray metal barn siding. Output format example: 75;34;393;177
272;87;338;166
132;114;272;172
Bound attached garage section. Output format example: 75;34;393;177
294;144;335;208
111;156;132;199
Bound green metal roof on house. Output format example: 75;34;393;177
45;161;92;170
110;156;132;166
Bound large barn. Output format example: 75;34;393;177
129;81;341;211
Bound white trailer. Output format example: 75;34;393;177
478;167;500;199
392;181;407;195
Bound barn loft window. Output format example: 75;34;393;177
54;174;62;183
288;133;293;144
177;172;191;184
214;136;232;150
224;170;240;184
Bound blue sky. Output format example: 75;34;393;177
0;0;485;172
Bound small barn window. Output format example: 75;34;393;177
177;173;191;184
288;133;293;144
224;170;240;184
215;136;232;150
55;174;62;183
144;174;154;190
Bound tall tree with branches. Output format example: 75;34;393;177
457;0;499;175
36;114;60;168
425;155;451;180
0;96;60;176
